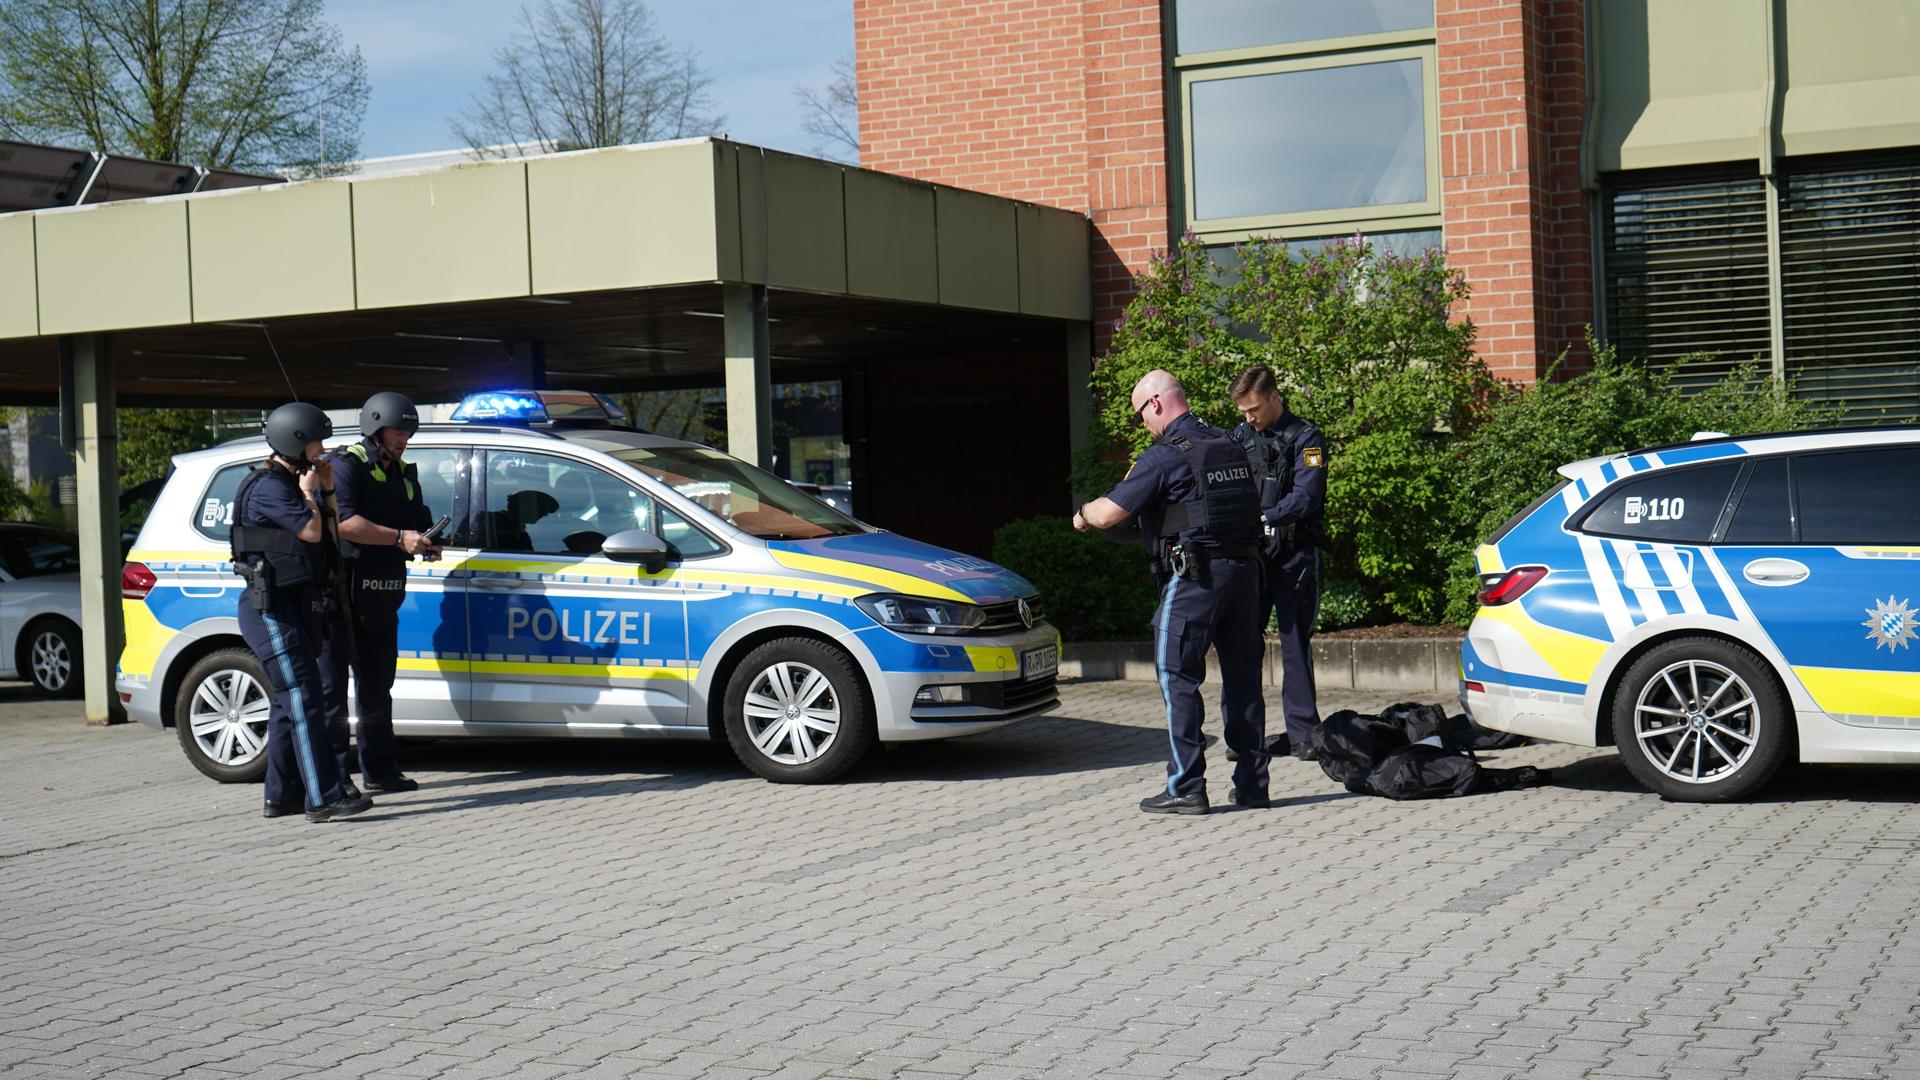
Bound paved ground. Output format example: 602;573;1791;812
3;679;1919;1080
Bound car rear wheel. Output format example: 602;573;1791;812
23;618;81;697
723;638;875;783
1611;637;1790;802
175;649;272;783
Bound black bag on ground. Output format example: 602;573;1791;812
1312;706;1552;800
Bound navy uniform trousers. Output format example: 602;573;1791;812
318;559;407;781
1154;554;1269;798
1261;547;1322;745
241;588;346;811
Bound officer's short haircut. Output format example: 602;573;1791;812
1230;365;1280;402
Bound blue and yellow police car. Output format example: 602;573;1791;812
1462;425;1920;801
118;390;1060;784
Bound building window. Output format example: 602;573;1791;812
1174;1;1439;244
1603;150;1920;421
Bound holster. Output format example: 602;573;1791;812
235;561;275;611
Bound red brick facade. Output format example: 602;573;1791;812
1437;0;1593;380
854;0;1168;350
857;0;1595;381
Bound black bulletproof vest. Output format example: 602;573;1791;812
335;440;418;560
230;468;322;589
1144;423;1263;549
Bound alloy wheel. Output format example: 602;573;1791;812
30;630;71;693
1632;659;1759;784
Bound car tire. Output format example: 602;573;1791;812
723;637;875;783
22;618;81;698
174;649;273;783
1610;636;1791;802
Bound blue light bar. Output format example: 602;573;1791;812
451;391;547;423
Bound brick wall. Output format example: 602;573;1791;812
856;0;1168;350
1438;0;1594;381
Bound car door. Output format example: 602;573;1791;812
468;449;695;730
1717;447;1920;726
388;445;475;726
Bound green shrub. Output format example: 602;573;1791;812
991;516;1158;641
1315;578;1374;632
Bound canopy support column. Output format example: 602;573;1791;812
723;283;772;469
62;333;123;724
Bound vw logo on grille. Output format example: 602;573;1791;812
1017;597;1034;629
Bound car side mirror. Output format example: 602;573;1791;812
601;528;671;572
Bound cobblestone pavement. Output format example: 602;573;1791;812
4;677;1919;1080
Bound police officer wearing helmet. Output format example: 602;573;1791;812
1230;365;1328;759
1074;369;1270;815
322;392;442;792
233;403;374;822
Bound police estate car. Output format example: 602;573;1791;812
117;391;1059;785
1461;425;1920;801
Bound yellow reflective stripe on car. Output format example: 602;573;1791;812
442;554;869;598
394;657;471;674
468;660;695;680
119;600;174;678
965;646;1017;673
128;548;230;565
768;550;971;602
1792;667;1920;719
1475;601;1607;683
1474;544;1504;574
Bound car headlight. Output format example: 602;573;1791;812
855;593;986;635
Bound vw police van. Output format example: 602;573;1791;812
1462;425;1920;801
118;391;1060;784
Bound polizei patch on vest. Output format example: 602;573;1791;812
1303;447;1325;468
1205;465;1251;484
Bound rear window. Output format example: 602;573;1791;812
1721;457;1793;544
1579;462;1742;543
0;527;80;579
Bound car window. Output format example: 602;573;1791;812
609;445;865;540
0;528;80;578
405;448;467;545
482;451;720;559
1579;462;1741;543
194;463;256;541
1796;447;1920;544
1721;457;1793;544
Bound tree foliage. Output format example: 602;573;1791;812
794;53;857;162
0;0;367;175
453;0;721;155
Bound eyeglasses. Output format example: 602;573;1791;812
1130;395;1159;426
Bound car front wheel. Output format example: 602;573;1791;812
174;649;273;783
1611;637;1790;802
723;638;875;783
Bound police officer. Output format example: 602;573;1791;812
1074;370;1269;814
322;392;441;793
234;403;374;823
1230;365;1328;759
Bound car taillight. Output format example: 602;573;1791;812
1478;565;1547;606
121;562;156;600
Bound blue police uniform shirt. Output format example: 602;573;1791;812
242;468;317;541
1104;412;1217;546
1236;413;1328;529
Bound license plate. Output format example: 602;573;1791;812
1021;645;1059;679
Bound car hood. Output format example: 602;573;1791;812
766;533;1036;605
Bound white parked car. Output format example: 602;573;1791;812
0;523;83;696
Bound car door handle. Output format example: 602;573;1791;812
472;575;529;590
1742;558;1808;586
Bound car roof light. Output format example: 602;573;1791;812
452;391;548;423
449;389;629;427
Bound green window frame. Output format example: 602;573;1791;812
1173;15;1442;245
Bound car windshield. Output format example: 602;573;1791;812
610;445;865;540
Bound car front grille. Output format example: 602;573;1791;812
976;595;1045;634
974;672;1058;712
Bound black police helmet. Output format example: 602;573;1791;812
360;391;420;436
264;402;333;461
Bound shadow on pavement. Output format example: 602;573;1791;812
1544;749;1920;804
855;715;1167;783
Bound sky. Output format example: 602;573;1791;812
324;0;854;162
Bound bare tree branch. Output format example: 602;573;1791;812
794;52;857;163
451;0;721;156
